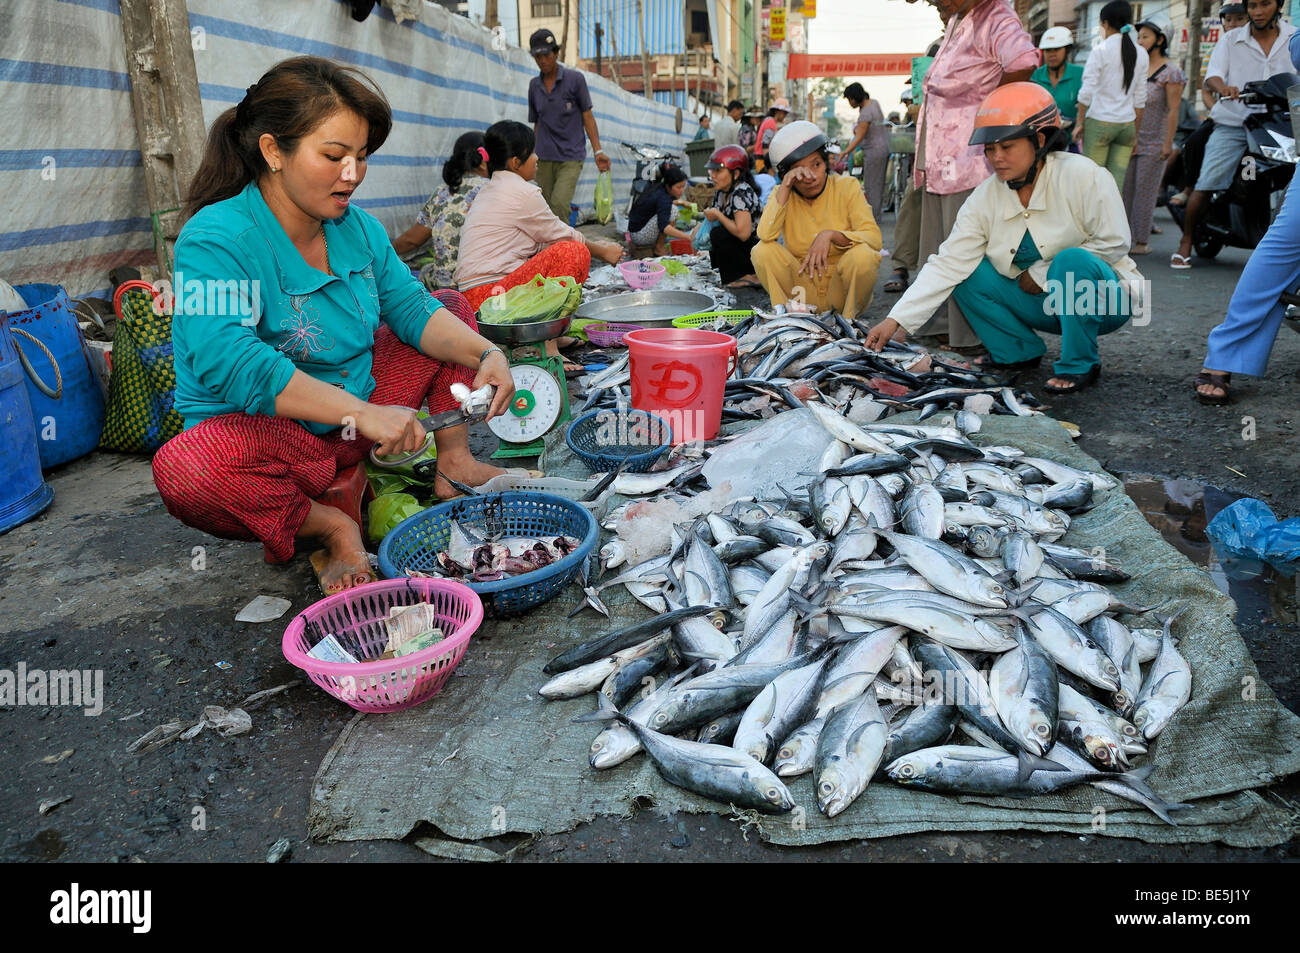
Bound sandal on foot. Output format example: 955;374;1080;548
1130;243;1151;255
725;275;762;289
1193;370;1231;405
1170;253;1192;270
883;269;909;293
1043;365;1101;394
1151;224;1163;235
974;354;1043;373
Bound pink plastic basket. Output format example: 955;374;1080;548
585;321;644;347
281;577;483;713
618;260;666;290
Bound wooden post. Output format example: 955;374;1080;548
670;47;678;111
560;0;571;60
119;0;205;274
636;0;653;99
606;15;626;90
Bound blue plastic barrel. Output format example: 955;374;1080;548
0;314;53;533
9;283;106;468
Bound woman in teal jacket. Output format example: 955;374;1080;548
153;57;515;593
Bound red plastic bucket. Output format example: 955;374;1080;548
625;328;737;443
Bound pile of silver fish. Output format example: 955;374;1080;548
540;394;1194;822
574;306;1047;426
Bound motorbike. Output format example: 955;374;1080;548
1168;71;1300;259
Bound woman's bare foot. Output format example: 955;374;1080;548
300;503;373;594
434;450;507;500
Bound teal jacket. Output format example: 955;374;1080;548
1031;62;1085;124
171;181;445;435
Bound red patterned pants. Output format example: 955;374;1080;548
152;291;477;563
462;239;591;311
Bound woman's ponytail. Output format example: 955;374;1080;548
1100;1;1137;92
442;131;487;189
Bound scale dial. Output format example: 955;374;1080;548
488;362;564;444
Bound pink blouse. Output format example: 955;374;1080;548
918;0;1040;195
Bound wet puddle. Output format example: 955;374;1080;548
1124;478;1297;624
17;828;67;861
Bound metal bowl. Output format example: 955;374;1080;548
573;290;717;329
477;315;572;345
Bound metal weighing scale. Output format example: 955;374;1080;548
479;315;573;459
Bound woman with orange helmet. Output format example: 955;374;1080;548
865;83;1143;394
703;144;761;287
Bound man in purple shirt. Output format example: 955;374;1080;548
528;28;612;220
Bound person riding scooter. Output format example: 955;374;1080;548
1172;0;1296;268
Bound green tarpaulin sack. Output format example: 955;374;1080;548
593;171;614;225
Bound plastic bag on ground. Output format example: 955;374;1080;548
700;407;835;500
1206;498;1300;572
368;492;426;542
594;171;614;225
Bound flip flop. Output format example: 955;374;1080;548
1193;370;1231;405
1130;243;1151;255
883;269;909;293
725;276;762;289
1043;365;1101;394
1170;253;1192;270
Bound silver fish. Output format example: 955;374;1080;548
886;745;1116;797
579;695;796;813
1132;611;1191;741
1017;604;1120;691
773;716;828;777
817;625;908;712
814;692;888;817
734;657;831;765
1057;683;1141;769
901;482;946;540
990;639;1057;757
877;530;1008;609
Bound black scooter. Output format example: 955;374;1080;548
1168;71;1300;258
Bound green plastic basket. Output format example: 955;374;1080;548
671;309;753;329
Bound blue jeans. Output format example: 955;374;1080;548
1204;178;1300;376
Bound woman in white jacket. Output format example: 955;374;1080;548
1075;1;1147;191
866;83;1142;394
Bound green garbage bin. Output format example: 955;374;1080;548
684;137;716;177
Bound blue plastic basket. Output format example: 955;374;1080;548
565;409;673;473
377;492;598;618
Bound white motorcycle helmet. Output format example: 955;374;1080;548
769;120;829;178
1038;26;1074;50
1136;13;1172;47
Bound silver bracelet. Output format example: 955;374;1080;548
479;346;504;365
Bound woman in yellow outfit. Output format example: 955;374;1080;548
751;121;883;316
